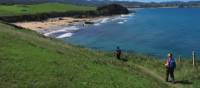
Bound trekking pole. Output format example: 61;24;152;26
124;50;128;62
192;51;195;67
178;55;181;64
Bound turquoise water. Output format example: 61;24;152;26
64;8;200;58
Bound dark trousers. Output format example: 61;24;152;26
166;67;175;82
117;54;121;59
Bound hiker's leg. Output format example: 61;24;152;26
117;54;119;59
166;68;169;82
170;68;175;82
117;54;121;59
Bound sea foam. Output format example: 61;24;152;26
118;21;124;24
56;33;73;38
44;26;79;36
100;18;109;23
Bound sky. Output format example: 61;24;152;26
112;0;200;2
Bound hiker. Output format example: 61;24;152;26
165;53;176;83
115;46;122;60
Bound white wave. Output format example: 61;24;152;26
114;17;127;21
94;23;101;26
56;33;73;38
92;17;111;26
121;14;127;17
44;29;66;36
119;18;128;20
100;18;109;23
44;26;79;36
118;19;128;24
124;20;128;22
111;17;119;21
118;21;124;24
111;15;130;22
121;14;133;17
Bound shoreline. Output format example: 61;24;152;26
13;14;133;38
5;9;200;58
14;17;97;31
13;16;103;38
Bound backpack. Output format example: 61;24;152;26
169;59;176;68
165;58;176;69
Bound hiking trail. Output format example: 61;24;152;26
133;64;183;88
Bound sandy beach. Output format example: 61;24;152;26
14;17;96;31
13;15;130;38
13;16;108;38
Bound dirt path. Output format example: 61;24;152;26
133;64;183;88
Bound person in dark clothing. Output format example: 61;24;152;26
115;46;122;59
165;53;176;83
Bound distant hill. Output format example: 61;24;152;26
0;0;200;8
0;0;141;6
0;0;66;4
0;3;95;16
0;3;129;22
0;0;102;5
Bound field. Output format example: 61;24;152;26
0;3;200;88
0;21;199;88
0;22;170;88
0;3;95;16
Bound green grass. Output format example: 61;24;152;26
0;3;95;16
0;22;169;88
1;3;199;88
0;21;199;88
128;54;200;88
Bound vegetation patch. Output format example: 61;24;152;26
0;3;95;16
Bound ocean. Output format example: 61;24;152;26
52;8;200;58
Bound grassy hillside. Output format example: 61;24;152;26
0;3;95;16
0;22;199;87
128;54;200;88
0;22;170;88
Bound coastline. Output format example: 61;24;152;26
13;17;102;38
13;14;133;38
1;12;200;88
1;3;200;87
14;17;96;31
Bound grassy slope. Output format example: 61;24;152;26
0;22;169;88
128;54;200;88
0;3;95;16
